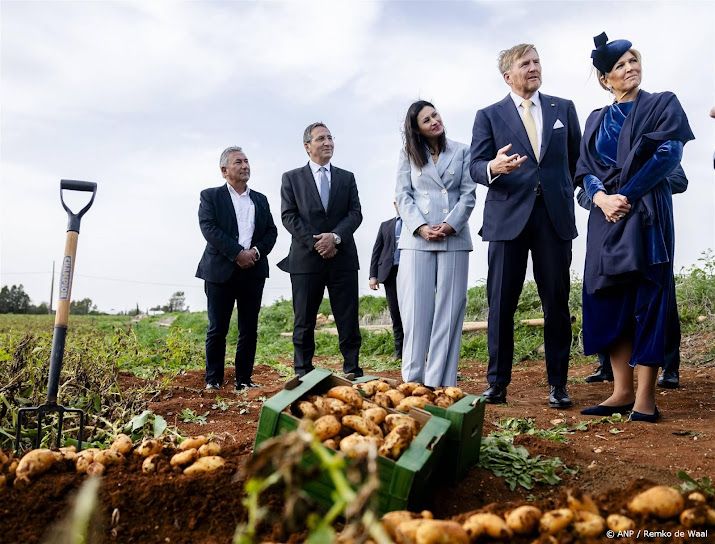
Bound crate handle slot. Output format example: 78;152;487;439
426;434;441;451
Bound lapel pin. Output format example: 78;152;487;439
551;103;556;107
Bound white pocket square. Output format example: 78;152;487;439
553;119;564;129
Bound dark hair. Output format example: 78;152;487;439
403;100;446;168
303;122;328;144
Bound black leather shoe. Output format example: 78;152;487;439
585;368;614;383
581;402;634;416
629;406;661;423
549;385;573;408
657;371;679;389
235;381;259;391
481;384;507;404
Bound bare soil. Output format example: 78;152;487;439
1;351;713;544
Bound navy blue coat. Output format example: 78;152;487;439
469;93;581;241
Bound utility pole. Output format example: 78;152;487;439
49;260;55;314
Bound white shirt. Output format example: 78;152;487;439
309;160;332;194
487;90;543;184
226;183;255;250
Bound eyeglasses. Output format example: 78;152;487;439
311;135;334;143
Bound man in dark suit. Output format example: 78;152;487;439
369;202;403;359
278;122;363;378
196;146;277;391
577;165;688;388
470;43;581;408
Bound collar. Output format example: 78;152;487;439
226;183;250;197
510;90;541;110
309;160;331;174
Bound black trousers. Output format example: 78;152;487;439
204;268;265;386
383;266;404;358
290;268;362;377
487;197;572;387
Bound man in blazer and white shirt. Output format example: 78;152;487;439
470;44;581;407
196;146;278;391
278;122;364;378
369;202;404;359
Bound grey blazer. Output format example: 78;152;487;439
395;138;476;251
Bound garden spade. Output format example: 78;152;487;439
15;180;97;452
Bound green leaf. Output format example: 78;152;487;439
306;525;335;544
129;410;152;432
153;414;167;437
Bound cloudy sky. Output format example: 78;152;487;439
1;0;713;313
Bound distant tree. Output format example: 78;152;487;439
70;298;97;315
165;291;186;312
0;284;32;313
30;302;50;314
127;303;141;316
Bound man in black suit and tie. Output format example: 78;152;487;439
278;122;364;378
470;44;581;408
196;146;277;391
369;202;404;359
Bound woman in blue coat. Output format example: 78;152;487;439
395;100;476;387
577;33;694;422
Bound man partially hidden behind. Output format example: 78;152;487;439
278;122;364;378
196;146;277;391
369;201;404;360
470;44;582;407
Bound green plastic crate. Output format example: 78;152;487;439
254;368;450;514
424;394;485;481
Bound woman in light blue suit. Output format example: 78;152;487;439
395;100;477;387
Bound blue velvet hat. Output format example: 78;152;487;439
591;32;632;73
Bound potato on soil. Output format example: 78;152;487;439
76;451;96;474
183;455;225;475
539;508;574;535
295;400;321;420
505;505;542;535
15;449;62;485
110;434;133;455
396;396;428;412
566;489;600;514
395;518;431;543
322;439;338;450
415;520;468;544
179;436;208;451
313;414;341;441
688;492;707;504
573;511;605;538
384;414;419;435
411;386;435;400
142;454;161;474
135;439;163;457
606;514;635;532
59;446;77;463
382;511;430;539
362;407;387;425
463;512;512;540
324;397;352;418
0;473;6;489
707;506;715;526
6;459;18;480
86;462;105;476
379;425;414;460
628;485;684;519
170;448;199;467
354;381;378;397
94;449;125;466
0;450;8;466
327;386;363;409
198;442;221;457
680;507;708;528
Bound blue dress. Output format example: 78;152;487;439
577;91;694;366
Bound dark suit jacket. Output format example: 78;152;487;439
195;185;277;283
369;217;399;283
470;93;581;241
278;163;362;273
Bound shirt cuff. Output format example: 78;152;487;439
486;162;500;184
251;246;260;260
